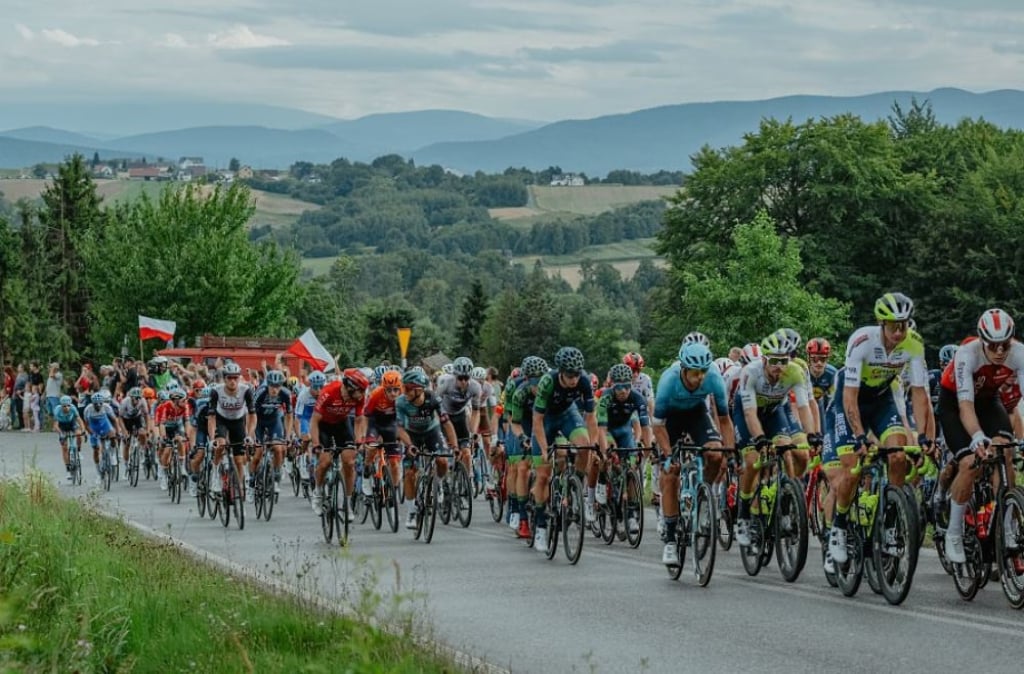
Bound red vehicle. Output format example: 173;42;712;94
157;334;305;375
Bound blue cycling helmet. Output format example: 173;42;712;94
678;343;713;371
308;371;327;388
938;344;958;366
373;365;388;383
403;370;430;388
59;395;73;406
199;386;211;398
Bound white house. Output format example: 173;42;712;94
550;173;585;186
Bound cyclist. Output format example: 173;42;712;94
937;308;1023;563
249;369;293;501
435;356;484;474
115;386;151;471
653;342;734;565
596;363;652;535
309;368;370;517
932;344;958;415
83;389;118;485
154;388;193;491
54;395;86;481
822;292;932;565
187;385;212;497
506;356;546;538
806;338;837;421
396;369;459;529
206;362;257;499
471;366;496;482
294;371;327;486
733;330;816;546
530;346;599;553
623;351;658;502
355;369;404;498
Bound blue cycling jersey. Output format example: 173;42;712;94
53;405;80;425
653;363;727;419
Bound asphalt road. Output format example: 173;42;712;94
2;431;1022;674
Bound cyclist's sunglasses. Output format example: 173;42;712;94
456;374;470;382
765;356;790;367
808;355;828;363
613;383;631;392
984;339;1012;353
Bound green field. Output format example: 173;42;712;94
513;238;664;288
529;184;678;215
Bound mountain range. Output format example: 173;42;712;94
1;88;1023;174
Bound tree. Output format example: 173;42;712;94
229;157;241;172
479;271;561;372
360;300;418;363
80;182;302;356
455;280;489;358
669;211;851;354
31;163;47;179
91;151;101;168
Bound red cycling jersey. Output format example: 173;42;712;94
940;336;1022;400
362;386;397;419
314;381;364;424
154;400;192;424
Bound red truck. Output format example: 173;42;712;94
157;334;306;375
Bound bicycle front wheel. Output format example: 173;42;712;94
337;474;350;547
262;464;276;522
562;475;585;564
836;525;864;598
625;470;644;549
998;487;1024;609
775;476;808;583
423;476;438;544
231;467;245;531
454;463;473;528
874;485;917;605
383;470;399;533
694;482;717;587
128;443;140;488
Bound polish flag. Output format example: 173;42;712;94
138;315;176;342
287;329;336;372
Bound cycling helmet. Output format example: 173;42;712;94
471;366;487;380
199;386;211;398
222;362;242;377
266;370;286;386
158;390;169;402
683;331;710;348
806;337;831;357
308;371;327;388
403;370;430;388
373;365;388;383
760;331;790;357
129;386;142;398
938;344;958;365
191;378;206;390
452;356;474;376
739;343;762;366
622;352;645;372
408;365;426;376
59;395;73;406
441;363;456;375
978;308;1015;343
678;343;713;371
165;380;180;391
520;356;548;379
341;368;370;392
874;292;914;322
714;357;734;376
169;388;187;400
381;370;402;389
608;363;633;384
779;328;802;352
288;376;299;387
554;346;585;374
142;387;156;400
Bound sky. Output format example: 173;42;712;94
4;0;1024;122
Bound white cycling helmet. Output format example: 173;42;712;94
978;308;1015;343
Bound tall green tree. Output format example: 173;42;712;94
80;182;302;356
455;279;489;358
360;300;418;364
479;271;560;372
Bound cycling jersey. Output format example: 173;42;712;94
396;391;448;434
720;362;742;408
154;400;192;426
843;326;928;397
534;369;595;416
118;397;149;420
597;387;650;429
630;372;654;402
362;386;398;422
940;337;1024;402
294;386;317;420
83;402;117;432
53;404;81;430
1001;382;1022;414
927;368;942;407
253;385;292;421
207;384;255;420
652;363;727;423
435;374;484;416
739;360;810;412
810;364;838;408
313;381;364;425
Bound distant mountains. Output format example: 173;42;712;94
2;89;1023;173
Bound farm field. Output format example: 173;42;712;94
513;238;663;288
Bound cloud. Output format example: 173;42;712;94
993;40;1024;55
159;33;191;49
40;28;101;47
207;25;290;49
220;44;492;71
15;23;34;40
520;40;670;64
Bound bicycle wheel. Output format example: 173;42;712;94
423;476;438;544
694;482;718;587
413;476;426;541
625;470;644;549
290;462;301;497
454;463;473;528
439;473;452;526
998;487;1024;609
835;524;864;597
321;477;335;543
489;467;505;523
231;467;245;530
563;475;585;564
821;541;838;588
219;470;231;528
206;465;220;520
383;470;399;533
775;477;809;583
902;484;926;552
173;460;183;505
666;528;686;581
196;464;207;518
717;486;734;551
953;499;982;601
102;450;112;492
809;470;829;540
263;463;276;522
740;516;765;577
128;443;140;488
338;474;350;547
874;485;917;605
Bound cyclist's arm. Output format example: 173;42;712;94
309;412;322;448
717;412;735;450
354;414;368;441
441;417;458;451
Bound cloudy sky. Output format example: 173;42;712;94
4;0;1024;121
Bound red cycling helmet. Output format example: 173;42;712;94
806;338;831;357
341;368;370;391
191;378;206;390
622;352;645;373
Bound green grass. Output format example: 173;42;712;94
0;474;455;673
529;185;677;215
513;238;659;266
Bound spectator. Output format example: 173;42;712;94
0;390;10;431
45;362;64;428
27;388;40;432
122;357;140;392
13;364;27;431
3;365;14;430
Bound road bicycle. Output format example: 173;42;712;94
359;440;401;533
412;447;453;544
319;441;353;547
486;440;509;524
195;443;218;521
97;434;118;491
529;443;587;565
252;441;278;522
216;442;246;531
438;451;473;529
593;446;644;548
717;453;739;551
59;431;83;486
126;432;141;488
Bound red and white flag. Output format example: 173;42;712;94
138;315;176;342
287;329;336;372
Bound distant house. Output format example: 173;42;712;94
237;165;254;180
92;165;115;178
550;173;585;186
128;167;171;181
421;352;451;374
178;156;204;170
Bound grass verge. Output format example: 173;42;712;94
0;473;457;673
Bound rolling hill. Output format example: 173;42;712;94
412;88;1024;175
0;136;144;168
